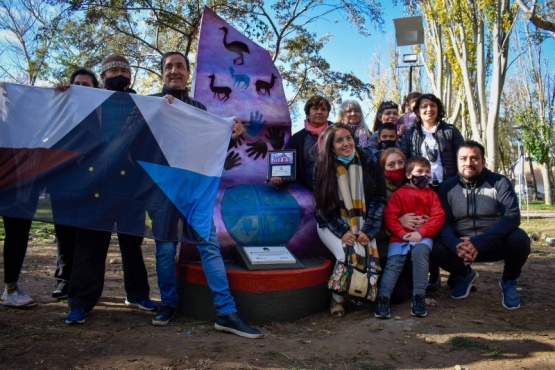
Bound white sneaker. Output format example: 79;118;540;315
2;287;36;307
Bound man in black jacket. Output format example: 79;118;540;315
432;140;530;309
149;52;261;339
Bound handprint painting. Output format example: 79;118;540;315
191;7;326;260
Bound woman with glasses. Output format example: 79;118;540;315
399;93;464;292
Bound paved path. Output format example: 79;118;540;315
520;210;555;218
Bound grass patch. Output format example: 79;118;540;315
527;201;555;211
450;336;486;350
520;217;555;235
483;346;504;359
386;351;401;362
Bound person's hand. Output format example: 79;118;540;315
399;213;428;231
55;82;70;92
341;231;357;246
224;151;241;170
246;139;268;160
269;177;283;185
162;94;175;104
355;231;370;246
456;237;478;262
402;231;422;242
231;118;245;140
265;126;285;150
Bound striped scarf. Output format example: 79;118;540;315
336;151;368;270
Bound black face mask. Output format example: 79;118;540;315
104;75;131;92
380;140;397;150
411;175;431;188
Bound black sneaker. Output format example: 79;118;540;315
374;296;391;319
151;305;176;326
411;294;427;317
447;273;477;292
214;312;262;339
52;282;68;299
426;275;441;293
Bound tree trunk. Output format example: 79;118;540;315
527;156;538;201
541;162;553;206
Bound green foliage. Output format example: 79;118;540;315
47;0;386;101
515;108;553;165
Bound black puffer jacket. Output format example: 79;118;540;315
314;148;387;240
400;120;464;181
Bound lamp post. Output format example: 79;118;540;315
393;16;424;96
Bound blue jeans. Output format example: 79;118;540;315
378;243;430;298
155;222;236;316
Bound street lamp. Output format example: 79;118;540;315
394;16;424;96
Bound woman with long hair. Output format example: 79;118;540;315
400;93;464;292
335;100;371;149
314;123;386;316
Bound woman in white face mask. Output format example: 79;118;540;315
314;123;387;317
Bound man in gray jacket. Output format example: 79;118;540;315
432;140;530;309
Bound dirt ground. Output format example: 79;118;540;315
1;228;555;370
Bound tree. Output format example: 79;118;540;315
516;0;555;38
417;0;516;171
506;20;554;205
55;0;405;102
0;0;70;84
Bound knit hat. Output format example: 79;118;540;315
100;55;131;75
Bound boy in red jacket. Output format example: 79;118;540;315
375;156;444;318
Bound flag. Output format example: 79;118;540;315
0;82;233;243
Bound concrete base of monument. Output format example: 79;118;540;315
175;258;333;324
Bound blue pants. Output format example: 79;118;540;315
155;221;236;316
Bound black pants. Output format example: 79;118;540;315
431;228;530;281
2;216;32;284
68;228;150;312
53;224;77;285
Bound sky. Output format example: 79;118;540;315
288;3;555;132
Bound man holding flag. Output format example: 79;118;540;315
149;51;261;339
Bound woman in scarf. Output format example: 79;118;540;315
314;124;387;317
270;95;331;190
335;100;371;150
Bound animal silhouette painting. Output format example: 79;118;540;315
220;26;250;65
255;74;277;96
228;66;250;89
208;74;232;102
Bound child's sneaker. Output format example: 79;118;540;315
374;296;391;319
411;294;427;317
2;287;36;307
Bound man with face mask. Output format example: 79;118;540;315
432;140;530;310
65;55;157;324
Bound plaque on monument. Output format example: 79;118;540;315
267;150;296;181
235;246;304;270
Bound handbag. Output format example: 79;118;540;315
327;261;349;292
345;240;381;301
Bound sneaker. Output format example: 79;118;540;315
2;287;36;307
374;296;391;319
499;280;521;310
450;268;479;299
65;309;86;324
125;298;158;312
214;312;263;339
426;276;441;293
52;282;68;299
151;305;176;326
411;294;427;317
447;273;478;292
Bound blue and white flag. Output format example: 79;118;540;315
0;82;233;242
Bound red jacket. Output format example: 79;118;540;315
384;185;445;243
